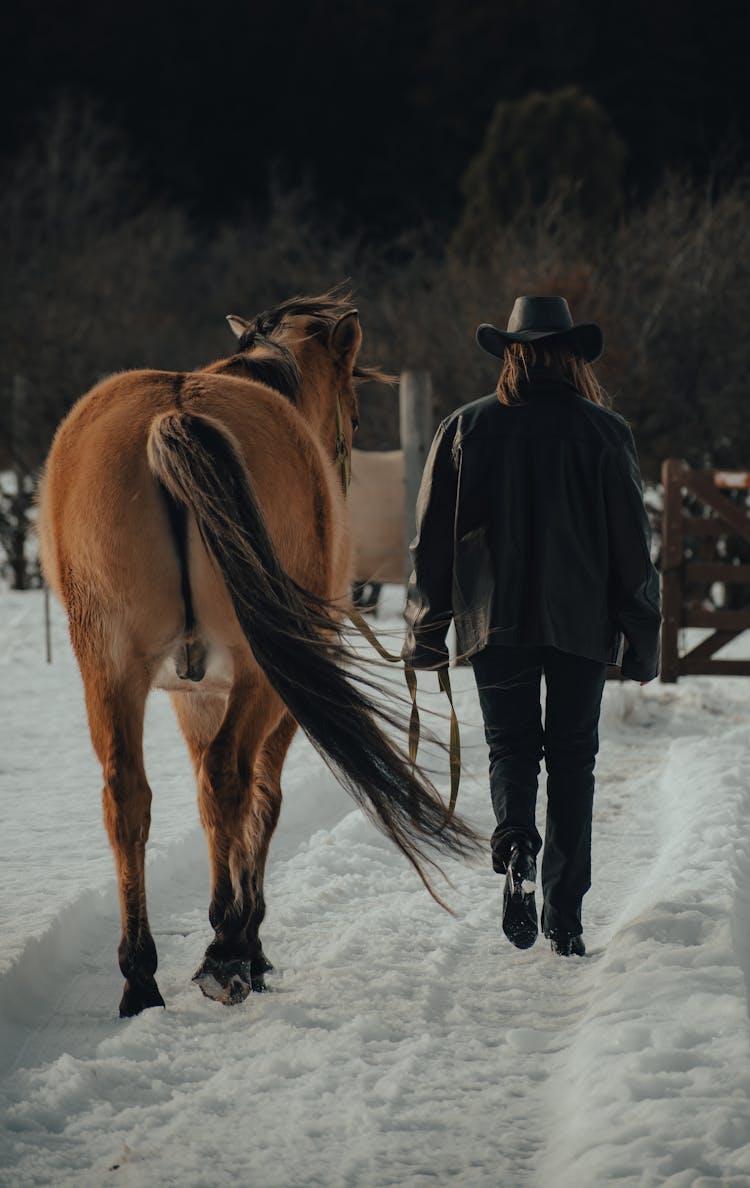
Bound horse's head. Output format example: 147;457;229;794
227;293;369;467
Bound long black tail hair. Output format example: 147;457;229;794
147;409;481;899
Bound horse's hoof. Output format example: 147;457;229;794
250;966;268;993
192;957;259;1005
119;976;165;1017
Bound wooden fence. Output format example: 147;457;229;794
660;458;750;682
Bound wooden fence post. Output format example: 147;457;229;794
399;370;434;584
660;458;684;682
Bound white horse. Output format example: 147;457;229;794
349;449;405;603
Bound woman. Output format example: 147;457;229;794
402;296;661;956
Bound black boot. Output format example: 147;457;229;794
549;934;586;957
502;843;538;950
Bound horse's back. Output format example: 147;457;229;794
39;368;348;681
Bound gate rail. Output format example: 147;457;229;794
660;458;750;682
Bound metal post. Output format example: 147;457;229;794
399;370;434;584
44;583;53;664
660;458;684;683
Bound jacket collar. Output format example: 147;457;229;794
518;366;582;398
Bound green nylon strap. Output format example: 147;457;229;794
334;397;351;494
404;664;419;765
347;606;402;663
346;607;460;820
437;667;460;820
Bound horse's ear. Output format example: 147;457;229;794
226;314;251;341
331;310;361;365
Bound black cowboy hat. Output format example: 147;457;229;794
476;296;604;363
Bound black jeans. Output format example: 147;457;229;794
470;645;607;938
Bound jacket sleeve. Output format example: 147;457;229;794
604;427;662;681
402;419;459;669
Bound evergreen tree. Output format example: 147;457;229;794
453;86;626;257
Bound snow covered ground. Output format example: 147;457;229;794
1;586;750;1187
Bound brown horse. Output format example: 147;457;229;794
38;293;478;1017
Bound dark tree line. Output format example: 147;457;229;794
1;0;747;236
2;100;749;476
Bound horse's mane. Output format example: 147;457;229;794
201;339;302;401
251;290;358;338
241;289;393;387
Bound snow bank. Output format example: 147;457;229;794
541;722;750;1186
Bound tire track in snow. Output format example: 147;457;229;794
541;688;750;1186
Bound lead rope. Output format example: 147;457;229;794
334;396;351;494
336;414;460;817
347;606;461;821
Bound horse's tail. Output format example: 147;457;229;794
147;410;480;899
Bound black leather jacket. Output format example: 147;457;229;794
402;370;661;681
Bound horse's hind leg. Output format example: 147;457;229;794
189;678;286;1005
80;659;162;1017
244;711;298;977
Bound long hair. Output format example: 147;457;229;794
497;340;608;406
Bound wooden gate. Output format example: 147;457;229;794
660;458;750;682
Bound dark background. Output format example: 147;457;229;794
2;0;747;236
